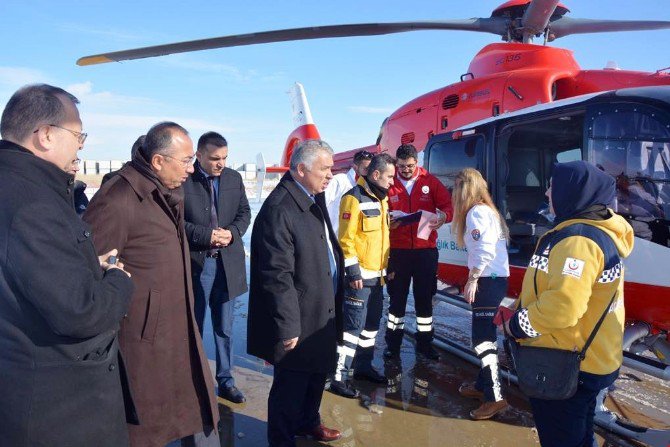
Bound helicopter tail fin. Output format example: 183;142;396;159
280;82;322;168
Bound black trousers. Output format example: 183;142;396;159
529;370;618;447
385;248;438;350
471;276;507;402
267;367;327;447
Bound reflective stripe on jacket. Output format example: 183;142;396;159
338;177;390;281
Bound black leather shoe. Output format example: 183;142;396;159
217;385;246;404
353;368;388;384
383;348;400;359
328;380;360;399
417;345;440;361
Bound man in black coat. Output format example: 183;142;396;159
0;84;134;446
184;131;251;404
248;139;344;447
66;158;89;215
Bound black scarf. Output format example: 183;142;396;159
365;176;388;201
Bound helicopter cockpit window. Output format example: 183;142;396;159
508;149;541;187
428;135;484;190
589;109;670;246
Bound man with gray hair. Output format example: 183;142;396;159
248;139;344;446
0;84;134;446
84;122;219;447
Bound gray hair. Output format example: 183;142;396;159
1;84;79;143
368;153;395;176
289;139;334;171
140;121;189;160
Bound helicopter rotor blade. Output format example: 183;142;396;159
77;19;508;66
520;0;560;43
549;17;670;40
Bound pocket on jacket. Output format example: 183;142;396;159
141;289;162;343
362;216;381;232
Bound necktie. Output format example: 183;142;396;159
208;177;219;256
208;177;219;228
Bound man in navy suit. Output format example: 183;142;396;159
184;131;251;404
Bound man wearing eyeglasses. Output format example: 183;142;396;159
66;158;89;216
183;132;251;405
384;144;453;361
0;84;133;446
324;150;373;234
84;122;220;447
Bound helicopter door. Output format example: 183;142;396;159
424;131;486;266
497;113;585;266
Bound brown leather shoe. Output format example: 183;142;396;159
458;382;484;400
296;424;342;442
469;399;509;420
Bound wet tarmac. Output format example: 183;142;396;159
187;203;669;447
196;287;670;447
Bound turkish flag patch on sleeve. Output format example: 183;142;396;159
342;212;351;220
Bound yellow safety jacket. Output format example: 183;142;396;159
338;177;390;281
516;212;634;375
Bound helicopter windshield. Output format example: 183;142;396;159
589;108;670;244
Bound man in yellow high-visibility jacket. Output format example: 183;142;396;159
328;153;395;399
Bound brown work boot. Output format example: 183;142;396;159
469;399;509;420
458;382;484;400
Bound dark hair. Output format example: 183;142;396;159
396;144;418;161
353;150;374;164
197;131;227;152
1;84;79;143
368;153;395;176
141;122;188;159
131;135;146;159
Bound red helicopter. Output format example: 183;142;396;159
79;1;670;443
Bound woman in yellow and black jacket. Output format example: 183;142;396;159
505;161;634;447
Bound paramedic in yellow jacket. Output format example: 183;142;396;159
503;160;634;447
328;153;395;399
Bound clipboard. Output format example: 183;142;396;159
390;211;422;227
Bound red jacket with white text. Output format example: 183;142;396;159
388;167;453;249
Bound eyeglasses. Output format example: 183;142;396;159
33;124;88;144
354;150;374;162
396;163;416;170
163;154;196;168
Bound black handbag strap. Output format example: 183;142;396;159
532;224;620;361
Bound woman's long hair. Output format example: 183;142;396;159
452;168;509;248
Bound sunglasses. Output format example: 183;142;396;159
354;150;374;162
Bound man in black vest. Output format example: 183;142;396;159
184;132;251;404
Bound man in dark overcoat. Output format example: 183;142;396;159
247;139;344;447
184;131;251;403
84;122;219;447
0;84;134;446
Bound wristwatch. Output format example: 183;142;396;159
467;272;481;282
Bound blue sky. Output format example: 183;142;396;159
1;1;669;166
